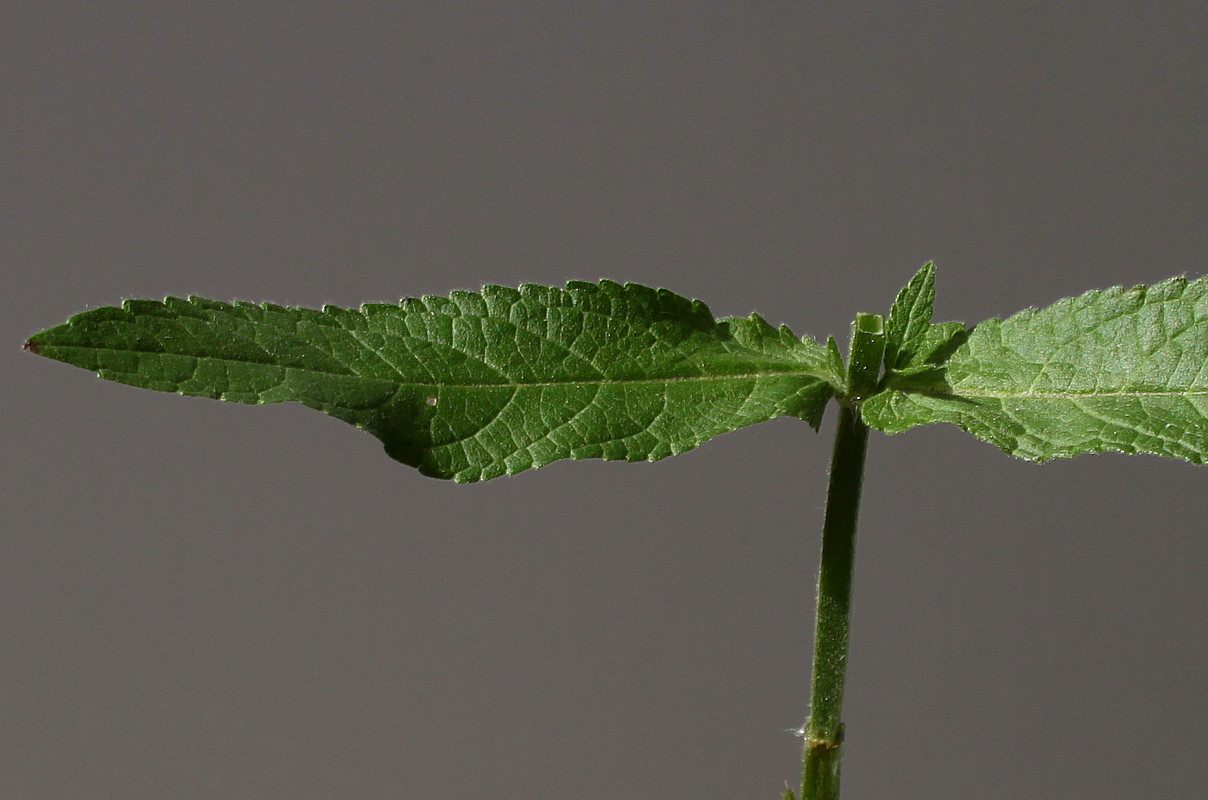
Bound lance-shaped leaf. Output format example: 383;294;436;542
883;261;938;371
862;276;1208;463
26;281;839;482
883;261;967;377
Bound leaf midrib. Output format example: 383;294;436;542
47;342;835;389
909;387;1208;400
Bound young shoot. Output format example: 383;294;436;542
26;264;1208;799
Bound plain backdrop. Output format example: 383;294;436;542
4;3;1206;799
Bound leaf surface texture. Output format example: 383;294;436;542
28;281;837;481
863;276;1208;463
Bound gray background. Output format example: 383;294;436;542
4;3;1206;798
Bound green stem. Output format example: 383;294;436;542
800;313;884;800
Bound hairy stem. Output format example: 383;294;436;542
800;313;883;800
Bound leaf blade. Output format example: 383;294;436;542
883;261;937;370
27;281;839;481
863;275;1208;463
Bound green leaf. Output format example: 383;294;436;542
825;335;845;383
882;262;967;379
863;276;1208;464
883;261;938;370
26;281;839;481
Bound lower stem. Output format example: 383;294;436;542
801;400;870;800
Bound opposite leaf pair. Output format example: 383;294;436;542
26;264;1208;479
